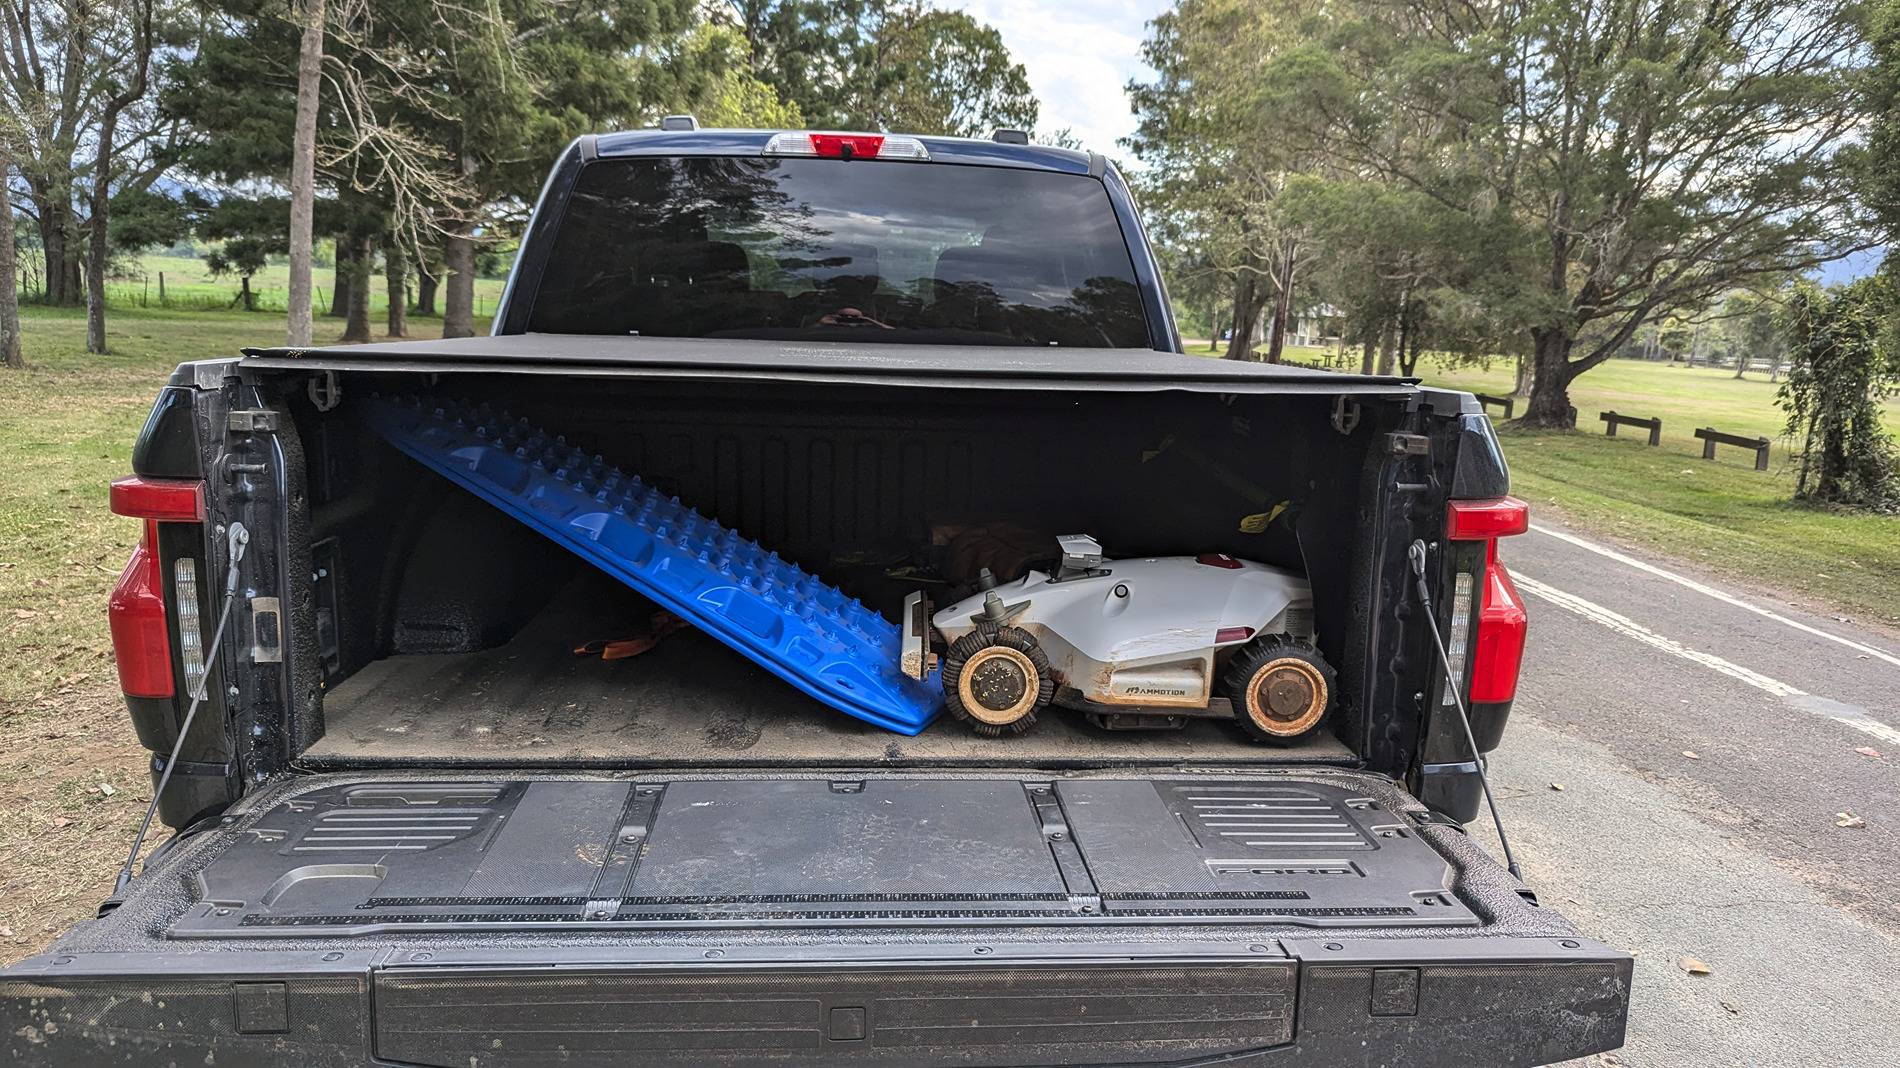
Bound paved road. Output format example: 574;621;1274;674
1466;517;1900;1066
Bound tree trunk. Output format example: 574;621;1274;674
1376;319;1397;376
1794;409;1818;498
1521;329;1579;427
1263;241;1296;365
84;158;115;352
84;194;110;354
329;237;354;318
340;234;373;342
1513;353;1534;398
384;235;408;337
1394;288;1415;376
0;148;21;369
286;0;326;346
34;195;82;306
1398;301;1424;377
442;230;477;338
85;0;154;355
1222;269;1262;361
1358;331;1375;375
239;275;255;311
414;257;438;316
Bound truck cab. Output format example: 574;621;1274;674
2;125;1627;1066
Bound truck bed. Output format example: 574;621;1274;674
304;584;1356;767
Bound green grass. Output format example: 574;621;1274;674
1416;358;1900;625
92;252;511;318
1179;338;1340;365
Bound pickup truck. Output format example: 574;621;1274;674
2;124;1630;1066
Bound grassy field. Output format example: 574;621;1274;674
1418;357;1900;626
0;302;486;964
88;252;512;319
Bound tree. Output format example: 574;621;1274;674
1778;279;1900;511
345;0;706;336
286;0;325;345
732;1;1035;135
1260;0;1873;425
200;195;288;312
83;0;156;353
676;23;802;129
1126;0;1315;363
869;4;1035;136
1862;0;1900;240
1721;293;1783;379
0;0;183;310
0;145;20;369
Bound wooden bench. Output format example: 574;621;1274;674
1694;427;1770;470
1475;393;1514;419
1599;410;1662;446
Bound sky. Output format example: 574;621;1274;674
946;0;1171;158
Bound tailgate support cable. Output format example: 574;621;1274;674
1407;539;1523;880
112;522;250;896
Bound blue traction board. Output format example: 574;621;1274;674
366;395;941;735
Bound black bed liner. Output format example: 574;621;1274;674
239;333;1419;395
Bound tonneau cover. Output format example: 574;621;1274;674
240;334;1418;395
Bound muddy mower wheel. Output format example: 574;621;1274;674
1223;636;1335;745
942;627;1054;736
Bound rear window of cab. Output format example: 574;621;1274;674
526;156;1149;348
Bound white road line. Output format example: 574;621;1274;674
1515;572;1900;749
1528;522;1900;671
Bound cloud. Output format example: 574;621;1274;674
944;0;1168;159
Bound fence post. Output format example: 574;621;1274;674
1648;421;1662;447
157;272;166;305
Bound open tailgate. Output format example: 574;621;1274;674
3;769;1629;1066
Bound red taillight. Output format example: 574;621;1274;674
1446;496;1529;540
1470;559;1527;703
108;520;174;698
1445;495;1529;706
810;133;884;159
110;476;205;522
106;476;205;699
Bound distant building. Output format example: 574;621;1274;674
1255;304;1343;349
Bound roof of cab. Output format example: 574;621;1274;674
587;127;1098;175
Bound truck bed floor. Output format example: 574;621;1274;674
304;587;1355;767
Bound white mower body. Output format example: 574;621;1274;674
930;551;1314;709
